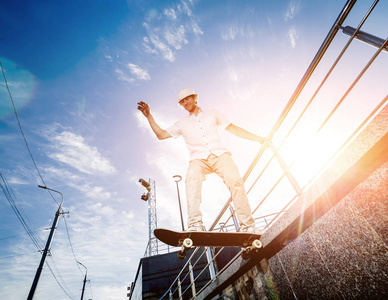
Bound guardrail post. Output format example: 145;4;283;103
169;289;173;300
189;261;196;297
178;278;182;298
206;248;216;279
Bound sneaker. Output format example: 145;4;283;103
241;225;265;235
186;221;205;232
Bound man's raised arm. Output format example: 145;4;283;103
137;101;172;140
225;123;267;144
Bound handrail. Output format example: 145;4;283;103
208;0;358;233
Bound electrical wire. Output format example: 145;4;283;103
0;59;83;299
63;215;85;275
0;251;40;260
46;261;77;300
0;230;45;241
0;169;76;299
0;169;43;250
1;60;49;192
49;254;78;300
89;279;94;300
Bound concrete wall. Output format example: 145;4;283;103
266;161;387;299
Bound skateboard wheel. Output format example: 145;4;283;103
241;248;251;260
183;238;193;248
177;250;186;260
252;239;262;249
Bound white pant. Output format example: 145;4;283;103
185;153;255;230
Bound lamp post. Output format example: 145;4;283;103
173;175;185;231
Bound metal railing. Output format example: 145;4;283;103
158;213;280;300
155;0;387;298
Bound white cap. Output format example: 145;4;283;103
178;88;196;102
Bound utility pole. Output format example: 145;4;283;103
27;186;63;300
80;273;87;300
77;261;88;300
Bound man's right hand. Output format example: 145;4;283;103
137;101;151;117
136;101;172;140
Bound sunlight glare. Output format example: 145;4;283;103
280;126;342;187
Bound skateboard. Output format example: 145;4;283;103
154;228;263;260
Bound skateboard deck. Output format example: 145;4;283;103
154;228;262;259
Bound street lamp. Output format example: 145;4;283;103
38;185;64;205
139;179;150;201
173;175;185;231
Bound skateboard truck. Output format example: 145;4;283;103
241;239;262;260
178;238;193;259
241;239;263;260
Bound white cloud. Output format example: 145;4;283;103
288;27;299;48
127;63;150;81
228;69;240;82
221;25;254;41
284;1;301;21
6;175;29;185
104;54;113;62
142;27;176;62
42;165;115;201
71;182;114;201
46;130;116;176
191;21;203;36
141;0;202;62
164;8;177;20
114;64;150;83
164;25;188;50
267;16;272;26
115;68;134;83
221;26;238;41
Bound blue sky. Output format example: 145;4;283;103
1;0;387;299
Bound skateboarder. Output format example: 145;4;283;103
137;88;267;233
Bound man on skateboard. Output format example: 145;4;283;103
137;88;267;233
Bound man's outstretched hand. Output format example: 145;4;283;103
136;101;171;140
256;136;269;144
137;101;151;117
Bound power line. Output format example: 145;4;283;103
49;254;78;300
63;215;85;275
0;230;45;241
0;169;43;250
0;60;52;197
0;169;76;299
46;261;77;300
0;60;82;299
89;279;94;300
0;251;40;260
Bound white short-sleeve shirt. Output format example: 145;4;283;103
167;108;231;161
